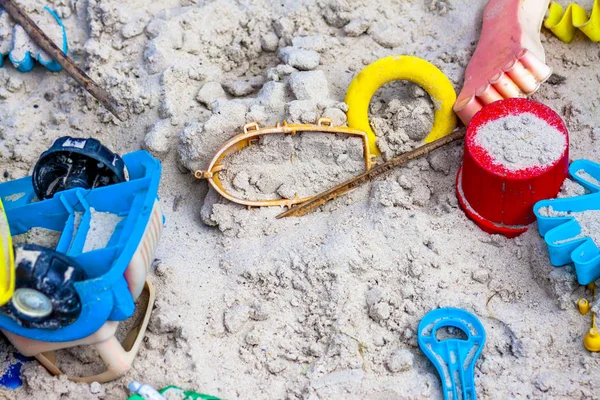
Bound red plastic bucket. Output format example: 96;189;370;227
456;98;569;238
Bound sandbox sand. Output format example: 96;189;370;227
2;0;600;399
475;113;567;171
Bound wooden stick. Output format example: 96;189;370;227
276;127;466;218
0;0;127;121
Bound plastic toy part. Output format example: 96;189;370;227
127;383;222;400
6;244;86;329
577;284;600;352
418;308;486;400
454;0;552;125
0;353;32;389
0;6;68;72
544;1;600;43
33;136;127;200
534;160;600;285
579;298;592;315
0;149;163;382
30;280;155;383
0;198;14;307
195;118;375;208
129;381;167;400
457;98;569;238
345;55;457;156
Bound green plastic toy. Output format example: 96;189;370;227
127;385;221;400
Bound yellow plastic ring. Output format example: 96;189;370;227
345;55;458;156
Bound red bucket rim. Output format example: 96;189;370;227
466;98;569;180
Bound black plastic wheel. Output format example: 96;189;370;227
32;136;127;200
6;244;87;329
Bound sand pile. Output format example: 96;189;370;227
474;113;567;171
1;0;600;399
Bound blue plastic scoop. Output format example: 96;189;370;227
417;308;486;400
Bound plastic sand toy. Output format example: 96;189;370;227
0;5;67;72
128;381;222;400
418;308;486;400
534;159;600;285
195;118;375;207
544;1;600;42
577;284;600;352
345;55;457;156
0;353;32;389
454;0;552;125
457;98;569;238
0;136;163;383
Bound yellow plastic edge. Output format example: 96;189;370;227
345;55;458;156
544;1;600;43
0;199;14;306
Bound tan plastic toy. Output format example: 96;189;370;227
195;118;375;207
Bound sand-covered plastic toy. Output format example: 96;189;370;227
534;159;600;285
457;98;569;237
195;118;375;208
0;5;67;72
345;55;457;156
0;137;163;383
418;308;486;400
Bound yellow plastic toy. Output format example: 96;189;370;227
544;1;600;43
0;199;14;306
345;55;458;156
578;284;600;352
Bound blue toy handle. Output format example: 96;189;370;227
418;308;486;400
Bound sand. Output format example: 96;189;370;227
474;113;567;171
2;0;600;399
219;132;365;201
576;168;600;187
83;209;123;252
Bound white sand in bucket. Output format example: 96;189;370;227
474;113;567;171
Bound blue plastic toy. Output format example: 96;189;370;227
418;308;486;400
0;140;163;383
0;6;67;72
0;353;32;389
534;160;600;285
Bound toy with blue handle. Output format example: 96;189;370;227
0;150;161;342
534;160;600;285
418;308;486;400
1;6;67;72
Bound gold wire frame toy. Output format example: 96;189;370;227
194;118;376;207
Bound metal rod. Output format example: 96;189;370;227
276;127;466;218
0;0;127;121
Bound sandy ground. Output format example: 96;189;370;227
2;0;600;399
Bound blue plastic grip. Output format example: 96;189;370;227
418;308;486;400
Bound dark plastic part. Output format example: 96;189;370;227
32;137;127;200
6;244;87;329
